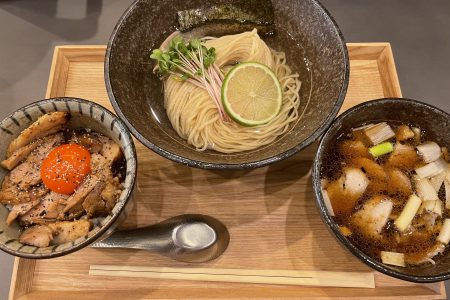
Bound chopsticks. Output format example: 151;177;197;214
89;265;375;288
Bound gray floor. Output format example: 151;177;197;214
0;0;449;299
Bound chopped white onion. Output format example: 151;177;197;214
445;179;450;210
351;123;374;132
322;188;335;217
420;200;443;217
415;158;448;178
321;179;334;217
417;142;442;163
437;219;450;244
395;194;422;232
430;172;446;192
364;122;395;145
415;177;439;201
412;127;421;143
381;251;405;267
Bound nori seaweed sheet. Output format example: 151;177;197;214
177;0;275;35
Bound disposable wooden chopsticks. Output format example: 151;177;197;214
89;265;375;288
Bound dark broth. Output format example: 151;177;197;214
322;121;449;266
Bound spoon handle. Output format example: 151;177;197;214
91;222;177;252
90;214;230;263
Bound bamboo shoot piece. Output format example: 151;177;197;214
417;142;442;163
395;194;422;232
363;122;395;145
415;158;447;179
437;219;450;244
381;251;405;267
395;125;414;141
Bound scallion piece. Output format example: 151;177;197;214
417;142;442;163
364;122;395;145
369;142;394;157
381;251;405;267
415;158;447;178
394;194;422;232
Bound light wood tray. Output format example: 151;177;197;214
8;44;446;300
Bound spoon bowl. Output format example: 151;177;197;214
91;214;230;263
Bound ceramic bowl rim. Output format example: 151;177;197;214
104;0;350;170
0;97;137;259
312;97;450;282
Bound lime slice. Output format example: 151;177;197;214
221;62;282;126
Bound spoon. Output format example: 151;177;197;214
90;214;230;263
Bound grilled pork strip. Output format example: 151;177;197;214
7;112;69;156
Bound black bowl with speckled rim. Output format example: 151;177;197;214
105;0;349;169
313;98;450;282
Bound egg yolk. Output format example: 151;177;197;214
41;144;91;194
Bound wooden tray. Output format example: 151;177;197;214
8;44;446;300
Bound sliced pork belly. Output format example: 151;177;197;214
386;168;413;196
9;134;64;190
326;167;369;215
0;185;48;206
47;219;90;245
386;142;419;170
7;112;69;156
20;191;69;225
19;225;53;248
351;195;393;239
63;175;100;213
6;199;41;225
67;131;104;154
1;141;39;170
101;139;123;164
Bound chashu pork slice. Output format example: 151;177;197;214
6;199;41;225
326;167;369;215
18;219;91;247
20;191;69;225
0;184;48;206
6;112;69;157
19;225;53;248
63;175;100;213
48;219;91;245
351;195;393;240
9;133;64;190
100;138;123;164
1;140;39;170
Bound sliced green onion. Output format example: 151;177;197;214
369;142;394;157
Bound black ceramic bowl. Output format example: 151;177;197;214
313;98;450;282
105;0;349;169
0;98;137;258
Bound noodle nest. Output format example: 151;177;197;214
164;29;302;153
